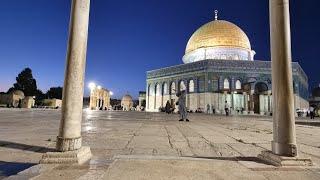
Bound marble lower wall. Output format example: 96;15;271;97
146;93;309;114
294;95;309;110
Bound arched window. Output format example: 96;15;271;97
189;80;195;93
155;84;161;96
170;82;176;94
224;79;230;89
221;55;227;60
180;81;186;91
236;80;242;90
163;83;168;95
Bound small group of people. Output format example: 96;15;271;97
206;104;216;114
165;92;233;121
164;90;189;122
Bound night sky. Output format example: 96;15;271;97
0;0;319;99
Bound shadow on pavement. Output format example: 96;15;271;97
296;121;320;127
0;140;55;153
0;161;36;179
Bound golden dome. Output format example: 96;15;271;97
185;20;251;54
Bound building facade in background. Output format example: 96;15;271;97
89;87;111;110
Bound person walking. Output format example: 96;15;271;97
177;90;189;122
225;101;230;116
211;104;215;114
206;104;211;114
310;106;315;119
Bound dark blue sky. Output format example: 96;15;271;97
0;0;319;99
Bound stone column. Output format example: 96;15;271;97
57;0;91;152
267;90;272;115
243;92;248;115
41;0;92;165
249;90;255;115
231;91;235;115
258;0;312;166
269;0;297;157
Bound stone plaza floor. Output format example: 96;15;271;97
0;109;320;179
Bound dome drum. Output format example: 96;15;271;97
183;47;255;63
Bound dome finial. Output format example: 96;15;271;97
214;10;219;20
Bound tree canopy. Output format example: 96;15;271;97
9;68;38;96
46;87;63;99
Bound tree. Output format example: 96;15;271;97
46;87;63;99
11;68;38;96
35;89;46;106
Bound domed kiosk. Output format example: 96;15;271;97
121;94;133;111
146;12;309;115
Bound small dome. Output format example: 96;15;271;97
122;94;133;102
185;20;251;54
12;90;25;97
312;87;320;97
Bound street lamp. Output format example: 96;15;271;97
88;82;96;91
110;91;114;96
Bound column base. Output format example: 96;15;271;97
258;151;313;167
40;146;92;165
260;112;265;115
242;111;248;115
56;136;82;152
249;111;255;115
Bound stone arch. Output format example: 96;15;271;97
254;81;269;94
253;81;270;114
162;82;168;95
155;83;161;96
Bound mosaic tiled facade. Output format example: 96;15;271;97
145;17;309;114
146;59;308;114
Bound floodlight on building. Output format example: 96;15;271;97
88;82;96;90
110;91;114;96
97;85;102;90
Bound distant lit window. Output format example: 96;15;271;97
180;81;186;91
224;79;230;89
236;80;242;90
189;80;195;93
170;82;176;94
